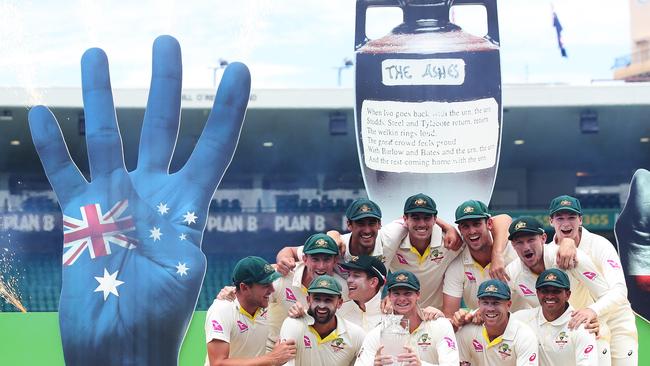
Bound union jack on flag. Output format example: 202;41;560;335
62;200;138;265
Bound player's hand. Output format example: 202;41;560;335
420;306;444;320
269;339;296;364
615;169;650;294
28;35;250;365
569;308;598;330
215;286;236;301
276;256;296;276
443;227;463;251
451;309;473;329
556;237;578;270
327;230;345;257
287;302;306;318
380;296;394;314
489;252;510;282
584;316;600;336
397;345;421;366
374;346;394;366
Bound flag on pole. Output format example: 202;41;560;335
553;11;568;57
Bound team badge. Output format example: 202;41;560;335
358;205;371;213
430;248;444;264
315;238;328;247
485;284;498;293
330;337;346;352
560;200;572;206
264;264;275;273
396;273;409;282
417;333;432;350
498;343;513;359
414;198;427;206
515;221;527;230
350;256;359;262
318;280;330;287
555;331;569;349
544;273;557;281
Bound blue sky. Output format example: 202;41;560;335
0;0;631;89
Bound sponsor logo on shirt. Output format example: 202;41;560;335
529;353;537;362
259;308;268;319
498;343;513;359
518;284;535;296
584;345;594;354
607;259;621;269
465;271;476;282
236;320;248;332
211;320;223;332
430;248;444;264
303;336;312;348
582;271;597;280
555;331;569;349
472;339;484;352
443;336;456;350
396;253;409;265
330;337;346;352
285;288;297;302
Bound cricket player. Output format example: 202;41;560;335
512;268;598;366
506;216;618;365
443;200;521;316
355;270;459;366
549;195;638;365
204;256;296;366
337;255;387;332
279;275;365;366
455;279;539;366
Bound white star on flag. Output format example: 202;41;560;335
183;211;197;225
94;268;124;301
149;227;162;241
179;233;187;241
157;202;170;215
176;262;189;276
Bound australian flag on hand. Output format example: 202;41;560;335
553;11;568;58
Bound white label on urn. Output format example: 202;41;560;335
361;98;499;173
381;58;466;86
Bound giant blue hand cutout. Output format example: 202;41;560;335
28;35;250;365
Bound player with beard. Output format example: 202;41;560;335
455;279;538;366
279;275;365;366
355;270;459;366
442;200;522;317
205;256;296;366
505;216;619;365
548;195;638;365
512;269;598;366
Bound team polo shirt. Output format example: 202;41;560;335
338;290;383;332
506;245;614;316
280;314;365;366
456;317;538;366
512;305;598;366
383;225;460;309
554;228;638;359
355;317;459;366
204;299;271;366
267;262;348;344
443;242;518;310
